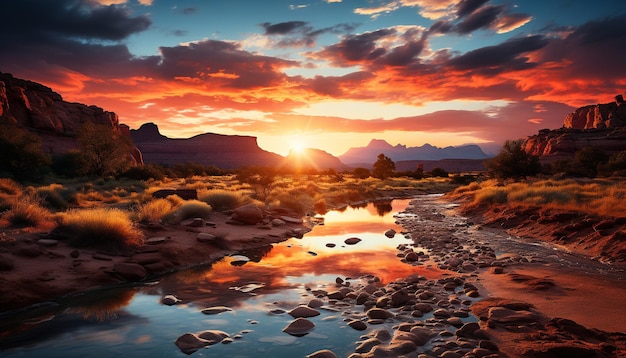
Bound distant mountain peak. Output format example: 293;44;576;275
339;139;490;165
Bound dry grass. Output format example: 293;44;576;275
135;198;178;223
163;199;213;223
58;208;144;249
1;195;56;229
454;178;626;217
198;189;250;212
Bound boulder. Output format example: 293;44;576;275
112;263;146;281
232;204;264;224
282;318;315;336
288;306;320;318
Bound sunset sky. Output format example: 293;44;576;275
1;0;625;156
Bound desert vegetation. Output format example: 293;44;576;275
450;177;626;218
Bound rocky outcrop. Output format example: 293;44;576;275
131;122;283;169
0;72;140;162
524;94;626;162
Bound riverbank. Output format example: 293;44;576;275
0;209;311;313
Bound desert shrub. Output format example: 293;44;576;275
164;200;212;223
429;167;449;178
36;184;73;211
0;123;52;180
198;189;249;212
136;198;177;223
473;187;508;204
484;139;541;179
0;178;22;196
2;196;54;228
58;208;143;249
121;164;166;181
453;182;481;194
271;191;314;215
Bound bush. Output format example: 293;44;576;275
58;208;144;249
0;123;51;180
2;196;54;228
136;198;177;223
121;164;166;181
484;139;541;179
474;187;508;204
198;189;249;212
164;200;212;223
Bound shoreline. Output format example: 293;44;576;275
2;192;625;357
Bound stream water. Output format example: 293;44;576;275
1;199;448;357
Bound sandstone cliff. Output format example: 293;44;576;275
523;94;626;162
130;123;283;169
0;72;140;162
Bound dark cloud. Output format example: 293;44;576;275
448;35;548;71
456;0;490;18
261;22;359;48
567;13;626;45
319;28;396;66
262;21;309;35
0;0;150;42
157;40;298;88
454;4;503;34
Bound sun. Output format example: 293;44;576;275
288;136;308;155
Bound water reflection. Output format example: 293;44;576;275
1;198;447;357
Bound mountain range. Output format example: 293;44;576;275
338;139;490;166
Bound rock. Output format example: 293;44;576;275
197;330;229;344
456;322;480;338
325;243;336;248
187;218;204;227
366;307;393;320
196;232;216;243
404;251;420;261
112;263;146;281
37;239;58;247
70;250;80;258
161;295;181;306
132;252;161;265
344;237;361;245
271;218;286;226
306;349;337;358
348;320;368;331
433;308;452;318
308;298;324;308
390;289;412;307
408;327;433;346
288;306;320;318
280;216;303;224
232;204;264;224
174;333;209;354
201;306;232;315
145;236;167;245
384;229;396;238
487;307;541;326
355;338;382;353
282;318;315;336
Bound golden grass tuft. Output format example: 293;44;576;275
135;198;178;223
58;208;144;249
198;189;250;212
163;200;213;223
1;196;55;229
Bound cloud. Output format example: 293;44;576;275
448;35;548;71
262;21;309;35
456;0;489;18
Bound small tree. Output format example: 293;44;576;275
372;153;395;179
0;123;51;180
485;139;541;179
77;122;133;177
236;166;277;201
574;147;608;178
353;167;371;179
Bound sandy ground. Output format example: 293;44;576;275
0;210;311;312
